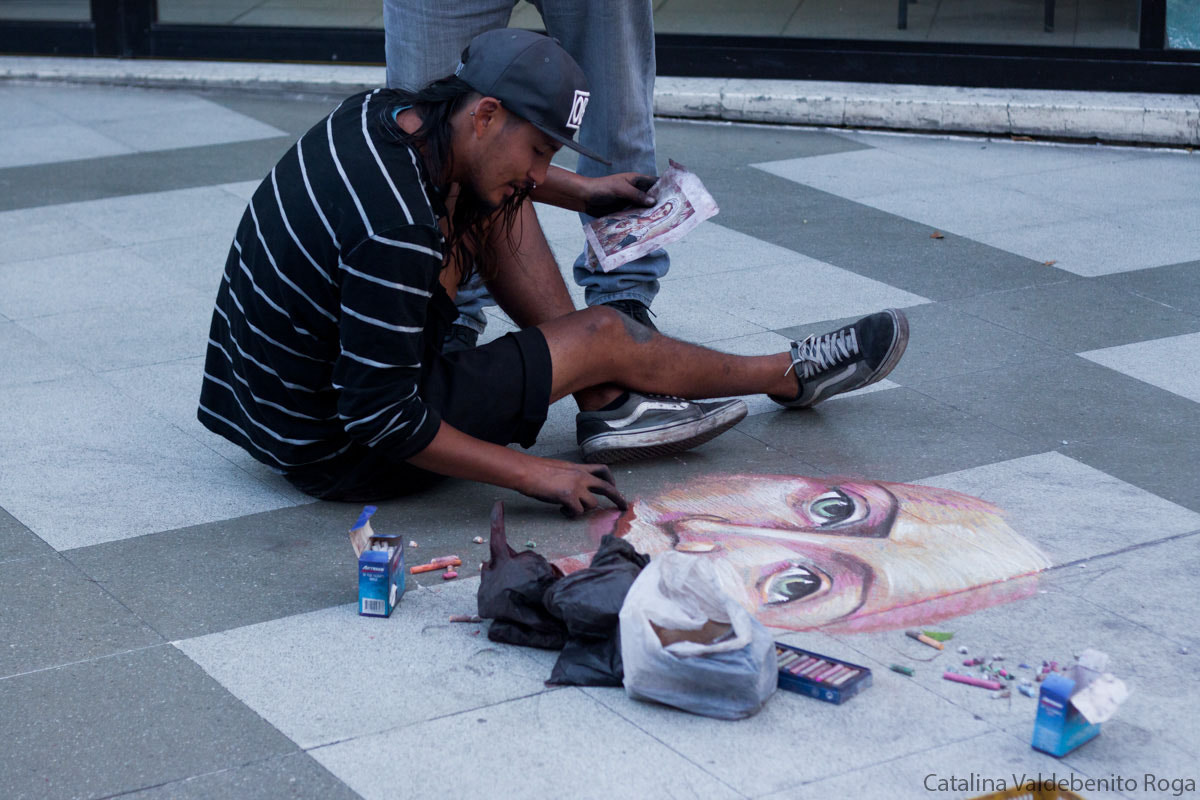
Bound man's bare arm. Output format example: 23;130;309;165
405;421;627;518
532;166;657;217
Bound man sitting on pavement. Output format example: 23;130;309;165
197;30;909;517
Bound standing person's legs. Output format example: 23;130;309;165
382;0;514;343
537;0;668;322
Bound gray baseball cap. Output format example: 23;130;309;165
455;29;611;166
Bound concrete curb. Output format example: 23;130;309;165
3;56;1198;146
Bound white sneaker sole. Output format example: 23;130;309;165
580;399;748;464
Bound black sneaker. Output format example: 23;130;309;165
603;299;658;332
770;309;909;409
442;323;480;353
576;393;747;463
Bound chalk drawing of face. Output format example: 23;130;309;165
583;474;1051;633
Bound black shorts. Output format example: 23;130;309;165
284;293;553;502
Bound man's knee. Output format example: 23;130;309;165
584;304;653;344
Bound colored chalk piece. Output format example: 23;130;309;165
774;642;872;705
889;664;915;676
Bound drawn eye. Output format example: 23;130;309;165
763;564;830;605
807;489;864;527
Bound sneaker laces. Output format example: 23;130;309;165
783;328;860;380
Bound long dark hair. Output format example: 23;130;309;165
381;76;531;286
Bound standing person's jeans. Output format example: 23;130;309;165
382;0;670;334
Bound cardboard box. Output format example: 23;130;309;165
358;534;405;617
1031;672;1101;757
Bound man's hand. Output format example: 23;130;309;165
582;173;658;218
516;459;629;518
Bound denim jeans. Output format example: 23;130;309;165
382;0;669;333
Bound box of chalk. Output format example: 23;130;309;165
774;642;872;704
358;534;405;617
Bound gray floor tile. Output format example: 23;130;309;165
1080;331;1200;403
0;137;292;212
778;303;1064;388
583;642;991;797
0;375;301;549
0;553;163;677
68;505;360;641
920;452;1200;566
1098;259;1200;316
948;279;1200;353
311;688;742;800
207;89;345;139
735;387;1044;483
121;752;361;800
175;581;555;749
913;355;1200;468
655;119;872;173
0;645;298;800
765;732;1130;800
0;507;51;564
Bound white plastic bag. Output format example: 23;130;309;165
618;551;777;719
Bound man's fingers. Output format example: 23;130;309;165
586;463;615;482
632;175;658;192
590;480;629;512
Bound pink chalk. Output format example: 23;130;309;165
943;671;1004;690
442;570;458;580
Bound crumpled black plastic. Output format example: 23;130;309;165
477;501;566;650
543;534;650;686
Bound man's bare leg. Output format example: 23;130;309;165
483;199;622;410
539;306;797;403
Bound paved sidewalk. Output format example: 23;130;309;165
2;55;1198;146
1;80;1198;800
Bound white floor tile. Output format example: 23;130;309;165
20;289;214;372
0;375;299;549
0;247;188;320
582;643;991;797
0;122;132;168
175;579;556;749
755;148;977;201
311;687;742;800
971;211;1200;276
684;257;930;330
920;452;1200;565
62;186;249;247
1080;333;1200;403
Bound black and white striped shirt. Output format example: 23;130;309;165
199;89;448;471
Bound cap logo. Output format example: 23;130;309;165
566;90;589;131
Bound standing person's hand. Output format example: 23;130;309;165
581;173;658;218
516;459;628;518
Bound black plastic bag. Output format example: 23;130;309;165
544;535;649;686
477;501;567;650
